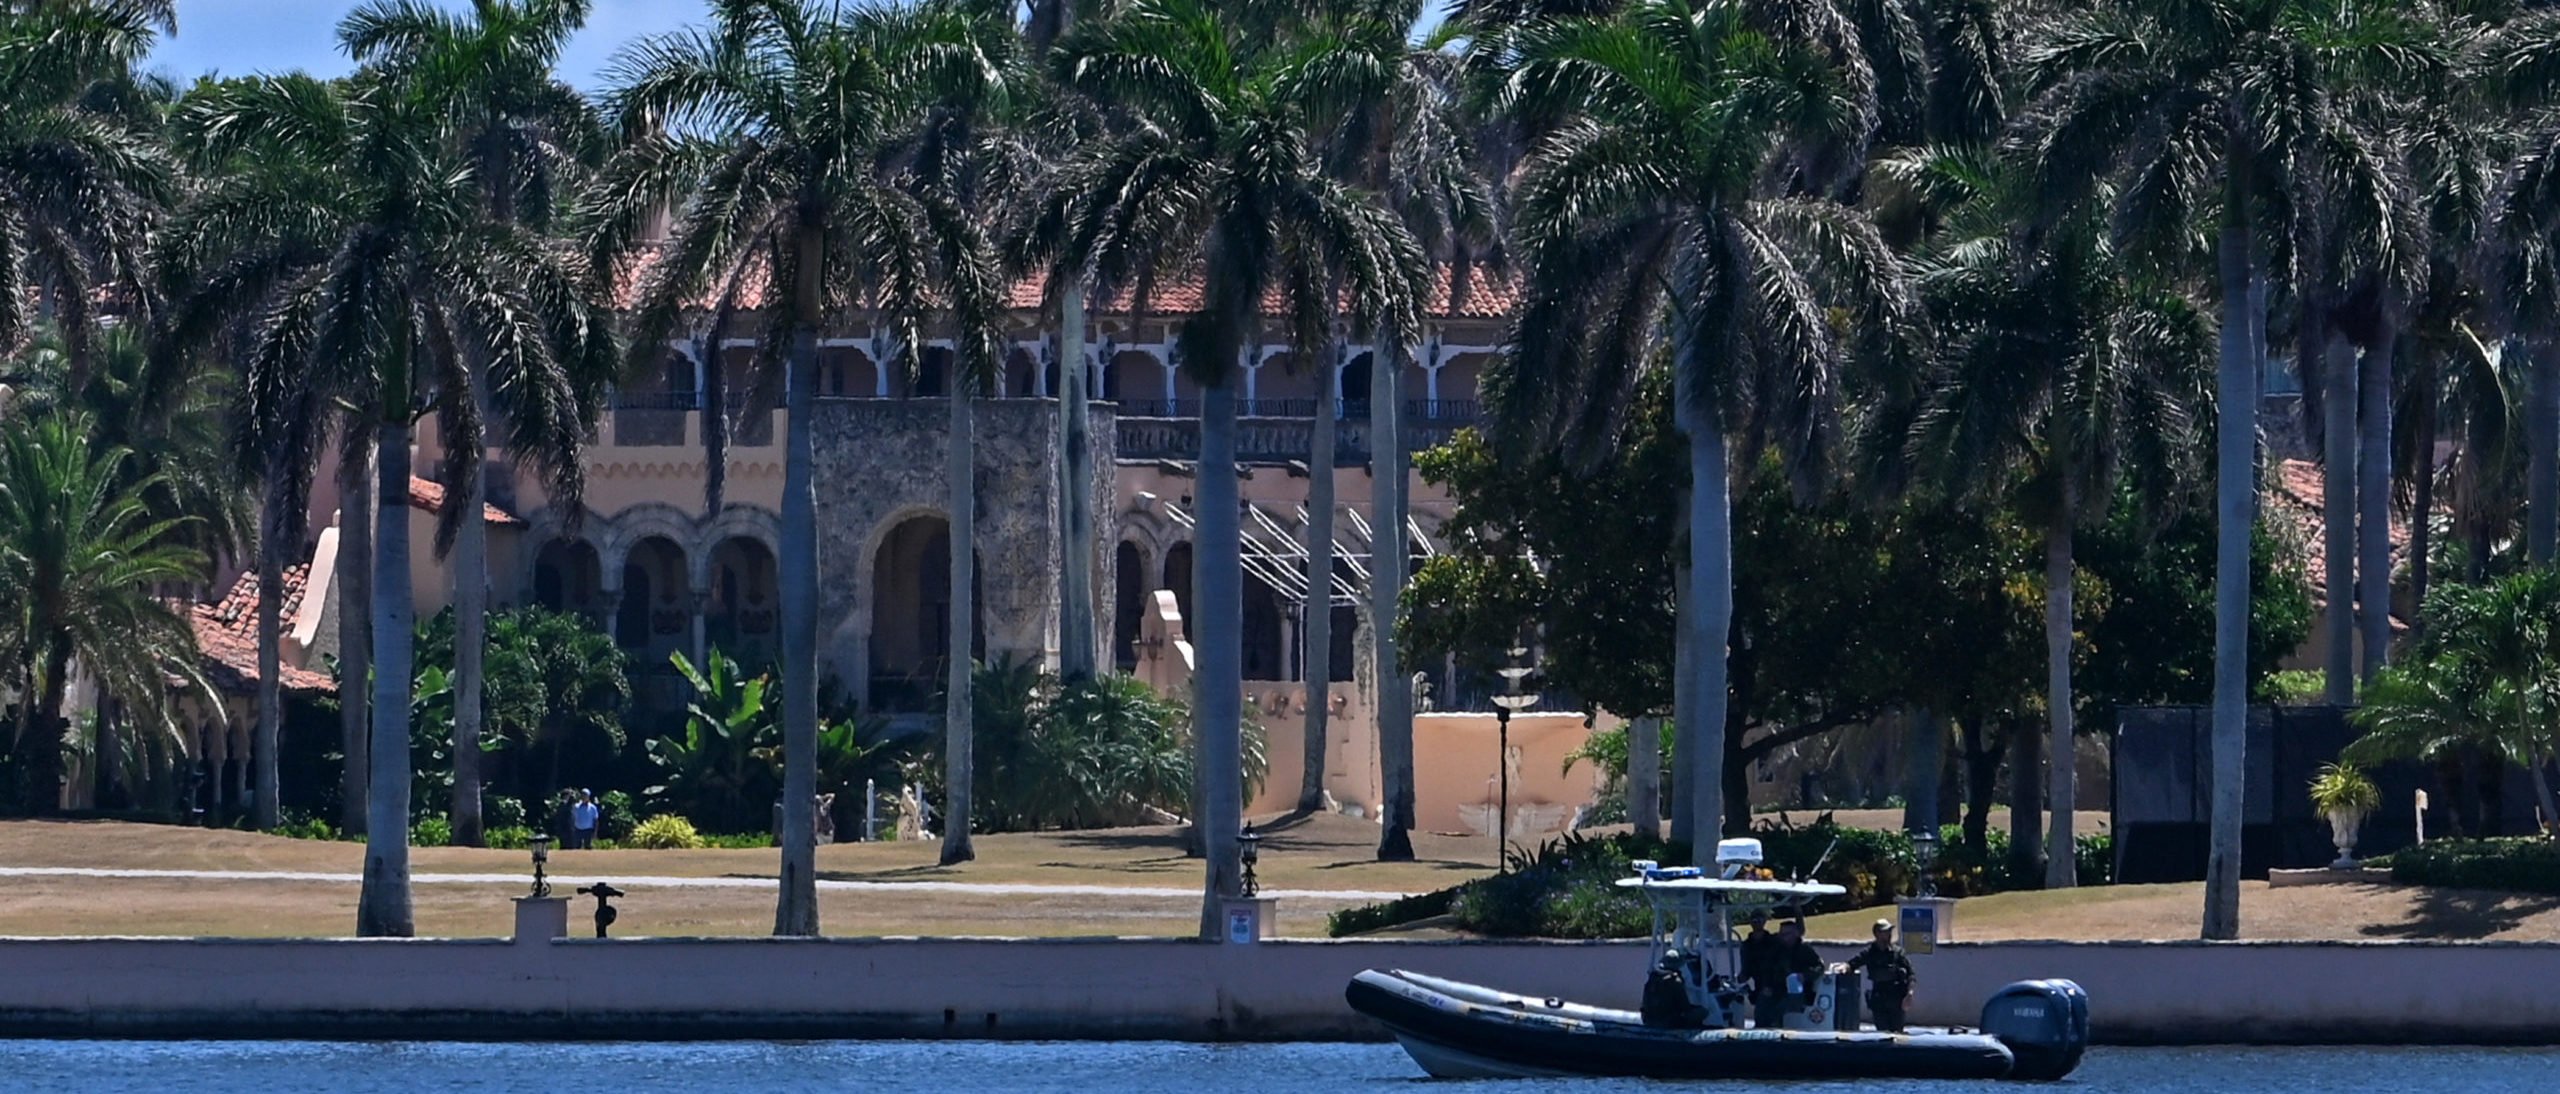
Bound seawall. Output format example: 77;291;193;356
1;933;2555;1044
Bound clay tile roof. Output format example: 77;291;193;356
610;240;1521;322
409;476;524;526
2267;457;2412;629
187;565;334;695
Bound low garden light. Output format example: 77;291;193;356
528;832;553;898
1910;827;1940;898
1239;824;1263;898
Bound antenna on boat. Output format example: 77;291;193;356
1804;835;1841;882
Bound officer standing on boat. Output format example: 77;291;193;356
1845;918;1916;1032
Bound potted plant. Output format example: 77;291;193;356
2308;763;2381;869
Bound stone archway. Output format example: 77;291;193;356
706;536;780;670
531;537;604;618
867;513;984;711
617;535;689;661
1114;539;1150;670
1161;540;1194;629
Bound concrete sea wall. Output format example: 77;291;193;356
1;933;2554;1044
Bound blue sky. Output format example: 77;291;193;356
146;1;1452;90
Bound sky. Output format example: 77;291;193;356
144;1;1453;91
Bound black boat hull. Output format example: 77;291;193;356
1346;969;2026;1081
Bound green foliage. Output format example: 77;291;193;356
414;605;631;804
596;790;637;842
2349;570;2560;780
2389;839;2560;896
627;813;705;850
413;815;452;848
917;661;1254;832
2265;670;2328;705
272;813;341;842
648;649;911;835
483;825;534;851
1324;889;1457;937
2308;763;2381;816
484;795;526;831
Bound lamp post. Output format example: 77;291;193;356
1910;826;1940;899
1239;823;1262;898
1491;645;1541;870
528;832;553;898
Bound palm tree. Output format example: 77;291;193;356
165;70;597;936
0;412;212;813
2477;7;2560;569
338;0;614;848
2017;0;2440;939
588;0;1011;931
0;1;173;385
2350;571;2560;830
1022;0;1427;931
1899;149;2213;889
1490;0;1917;860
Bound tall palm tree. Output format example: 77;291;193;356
2017;0;2439;938
0;413;211;814
0;1;173;385
2476;6;2560;569
1022;0;1427;931
588;0;1010;931
1899;149;2214;889
165;70;595;936
1491;0;1917;860
338;0;614;848
2350;570;2560;829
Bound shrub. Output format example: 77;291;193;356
271;813;338;841
1326;889;1457;937
414;815;452;848
627;814;705;850
597;790;637;841
484;796;527;831
483;825;534;850
2389;838;2560;896
698;831;771;849
2075;832;2115;886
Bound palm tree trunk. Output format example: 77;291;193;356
2043;506;2076;888
24;646;71;814
337;439;372;836
1669;553;1696;845
2531;340;2557;567
1298;341;1338;813
1962;717;1996;854
1902;709;1940;836
2358;329;2395;682
451;372;488;848
255;474;287;831
1194;379;1245;936
2009;713;2046;886
2322;326;2356;703
2203;167;2259;942
940;369;978;866
1057;277;1097;681
2410;363;2436;637
1675;352;1732;864
1373;333;1415;862
773;228;823;938
1628;715;1662;841
357;415;416;938
2532;755;2560;837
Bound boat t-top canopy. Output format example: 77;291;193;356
1611;876;1848;899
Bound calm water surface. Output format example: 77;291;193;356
4;1041;2552;1092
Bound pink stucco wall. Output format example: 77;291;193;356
0;931;2553;1043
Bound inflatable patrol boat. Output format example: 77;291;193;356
1345;839;2089;1081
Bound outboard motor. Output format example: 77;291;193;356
1979;979;2090;1081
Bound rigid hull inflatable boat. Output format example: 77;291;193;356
1346;841;2090;1082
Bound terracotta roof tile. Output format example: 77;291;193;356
610;241;1520;322
187;565;334;695
409;476;524;526
2266;457;2414;627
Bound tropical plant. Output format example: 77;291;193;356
627;813;706;850
0;413;212;814
1487;0;1921;862
415;605;630;808
2016;0;2443;939
1019;0;1427;925
2308;762;2380;817
588;0;1012;934
2348;570;2560;835
164;66;604;937
649;649;912;836
338;0;618;848
1893;145;2214;887
917;659;1258;833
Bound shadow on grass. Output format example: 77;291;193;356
2358;885;2560;941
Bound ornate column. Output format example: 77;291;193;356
689;587;710;668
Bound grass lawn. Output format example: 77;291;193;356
1805;880;2560;943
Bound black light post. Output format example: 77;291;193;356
1491;645;1540;870
1239;824;1262;898
1910;827;1940;898
528;832;553;898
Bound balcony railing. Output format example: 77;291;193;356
606;391;776;448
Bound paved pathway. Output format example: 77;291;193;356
0;865;1411;903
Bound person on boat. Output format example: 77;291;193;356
1749;918;1824;1027
1844;918;1915;1033
1738;911;1777;1006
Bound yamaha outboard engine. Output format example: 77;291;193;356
1979;979;2089;1081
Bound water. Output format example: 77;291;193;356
2;1041;2552;1092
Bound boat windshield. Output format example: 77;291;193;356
1613;873;1847;980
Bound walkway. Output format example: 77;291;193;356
0;865;1412;904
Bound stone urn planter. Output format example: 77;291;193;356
2308;763;2380;870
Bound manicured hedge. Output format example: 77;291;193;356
2387;838;2560;896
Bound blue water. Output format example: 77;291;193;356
1;1042;2553;1092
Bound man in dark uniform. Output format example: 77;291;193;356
1738;911;1777;1023
1750;918;1825;1028
1846;918;1916;1032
